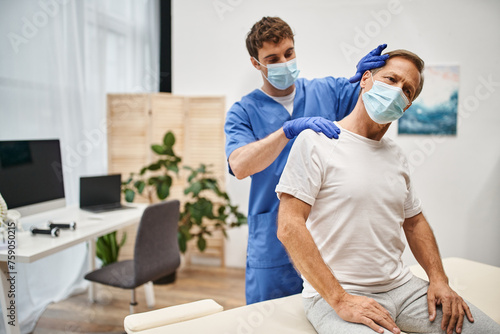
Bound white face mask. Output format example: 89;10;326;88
254;57;300;90
362;74;410;124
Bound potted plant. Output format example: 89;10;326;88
178;164;247;253
117;131;246;271
95;231;127;266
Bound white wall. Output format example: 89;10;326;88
172;0;500;268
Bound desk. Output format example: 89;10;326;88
0;203;146;334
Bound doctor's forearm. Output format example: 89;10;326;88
403;213;448;283
228;128;289;179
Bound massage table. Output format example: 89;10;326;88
124;258;500;334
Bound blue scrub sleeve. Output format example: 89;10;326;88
326;77;361;120
224;103;255;175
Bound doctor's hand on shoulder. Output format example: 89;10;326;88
283;117;340;139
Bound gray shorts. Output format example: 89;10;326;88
303;276;500;334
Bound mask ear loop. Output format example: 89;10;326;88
368;71;379;89
253;57;273;86
253;57;267;68
403;98;412;112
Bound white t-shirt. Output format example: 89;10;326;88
260;88;295;115
276;124;422;297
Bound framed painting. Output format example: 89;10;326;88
398;65;459;135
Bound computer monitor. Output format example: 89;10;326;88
0;139;66;216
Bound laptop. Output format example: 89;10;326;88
80;174;132;213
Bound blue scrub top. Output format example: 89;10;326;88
225;76;360;301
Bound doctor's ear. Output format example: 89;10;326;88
250;57;260;70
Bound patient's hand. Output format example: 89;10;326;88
427;281;474;334
333;292;400;334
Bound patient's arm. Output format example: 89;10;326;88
277;193;400;334
403;213;447;283
403;213;474;334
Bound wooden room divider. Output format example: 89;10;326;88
107;93;227;266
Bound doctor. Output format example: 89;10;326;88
224;16;388;304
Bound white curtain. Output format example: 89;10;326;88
0;0;160;332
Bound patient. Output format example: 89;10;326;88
275;50;500;334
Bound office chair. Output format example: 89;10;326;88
85;200;181;313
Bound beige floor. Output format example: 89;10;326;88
33;265;246;334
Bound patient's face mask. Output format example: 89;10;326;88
362;73;410;124
254;57;300;90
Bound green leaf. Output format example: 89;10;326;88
118;232;127;248
179;224;193;240
184;181;203;196
217;206;226;216
95;246;104;262
197;235;207;252
110;231;118;261
167;164;179;174
197;164;207;174
188;204;203;224
152;144;166;155
97;231;123;265
201;199;215;219
134;180;146;194
122;176;133;185
178;232;187;253
157;181;170;200
124;189;135;202
163;131;175;148
215;188;227;200
164;175;173;187
238;216;247;225
164;147;175;157
204;178;217;190
189;198;214;223
147;162;161;171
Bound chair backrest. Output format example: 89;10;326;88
133;200;181;286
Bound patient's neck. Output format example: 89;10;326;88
338;101;390;141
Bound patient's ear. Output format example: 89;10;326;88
359;71;372;90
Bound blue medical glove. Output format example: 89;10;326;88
283;117;340;139
348;44;390;83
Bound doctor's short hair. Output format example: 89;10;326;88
370;49;425;101
246;17;294;61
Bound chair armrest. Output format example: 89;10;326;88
124;299;223;334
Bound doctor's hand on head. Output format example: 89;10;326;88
349;44;390;83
